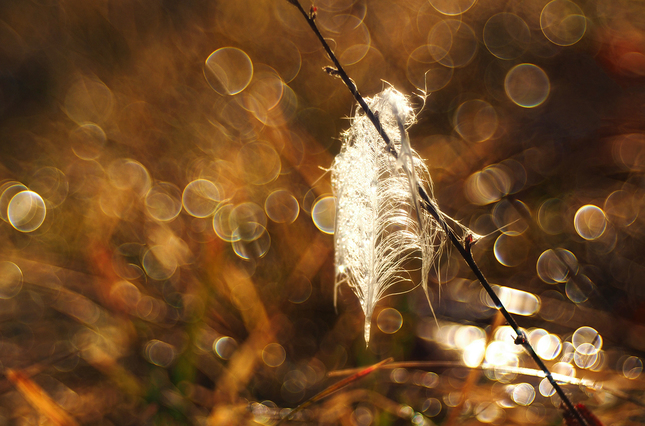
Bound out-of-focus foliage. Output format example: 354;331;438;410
0;0;645;424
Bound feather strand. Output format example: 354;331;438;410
332;87;464;345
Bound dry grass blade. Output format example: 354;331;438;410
275;357;393;425
6;369;80;426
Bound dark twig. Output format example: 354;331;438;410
285;1;589;425
286;0;397;159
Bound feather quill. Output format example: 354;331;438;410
331;88;447;345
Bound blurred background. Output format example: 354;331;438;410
0;0;645;424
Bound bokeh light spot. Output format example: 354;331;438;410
230;202;267;241
262;343;286;368
329;15;371;66
604;190;639;227
142;245;178;281
464;167;510;205
213;204;239;242
463;338;486;367
536;248;578;284
560;341;575;363
405;46;454;92
623;356;643;380
8;191;46;232
182;179;221;218
237;142;281;185
454;99;498;143
107;158;152;196
265;189;299;224
486;340;520;369
422;398;442;417
540;0;586;47
391;368;409;384
483;13;531;60
574;205;606;240
455;325;485;349
232;227;271;260
536;334;562;360
264;83;298;127
492;199;529;236
351;406;373;426
64;76;113;124
377;308;403;334
204;47;253;96
428;0;476;16
512;383;536;406
574;345;598;369
565;274;594;304
30;167;69;208
0;182;28;223
0;262;23;299
528;328;548;348
494;234;529;267
145;182;182;222
613;133;645;172
505;64;550;108
428;20;477;68
239;67;285;123
282;369;308;403
589;350;606;372
267;37;301;83
552;361;575;380
475;402;504;423
110;280;141;312
538;378;555;397
145;339;175;367
572;326;602;355
537;198;565;235
288;275;312;304
312;196;336;234
214;336;238;360
483;285;540;316
70;123;107;161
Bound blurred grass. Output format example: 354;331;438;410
0;0;645;424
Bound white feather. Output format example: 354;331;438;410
331;88;447;345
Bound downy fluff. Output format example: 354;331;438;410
331;88;446;345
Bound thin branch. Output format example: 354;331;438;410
286;0;398;158
285;1;589;425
